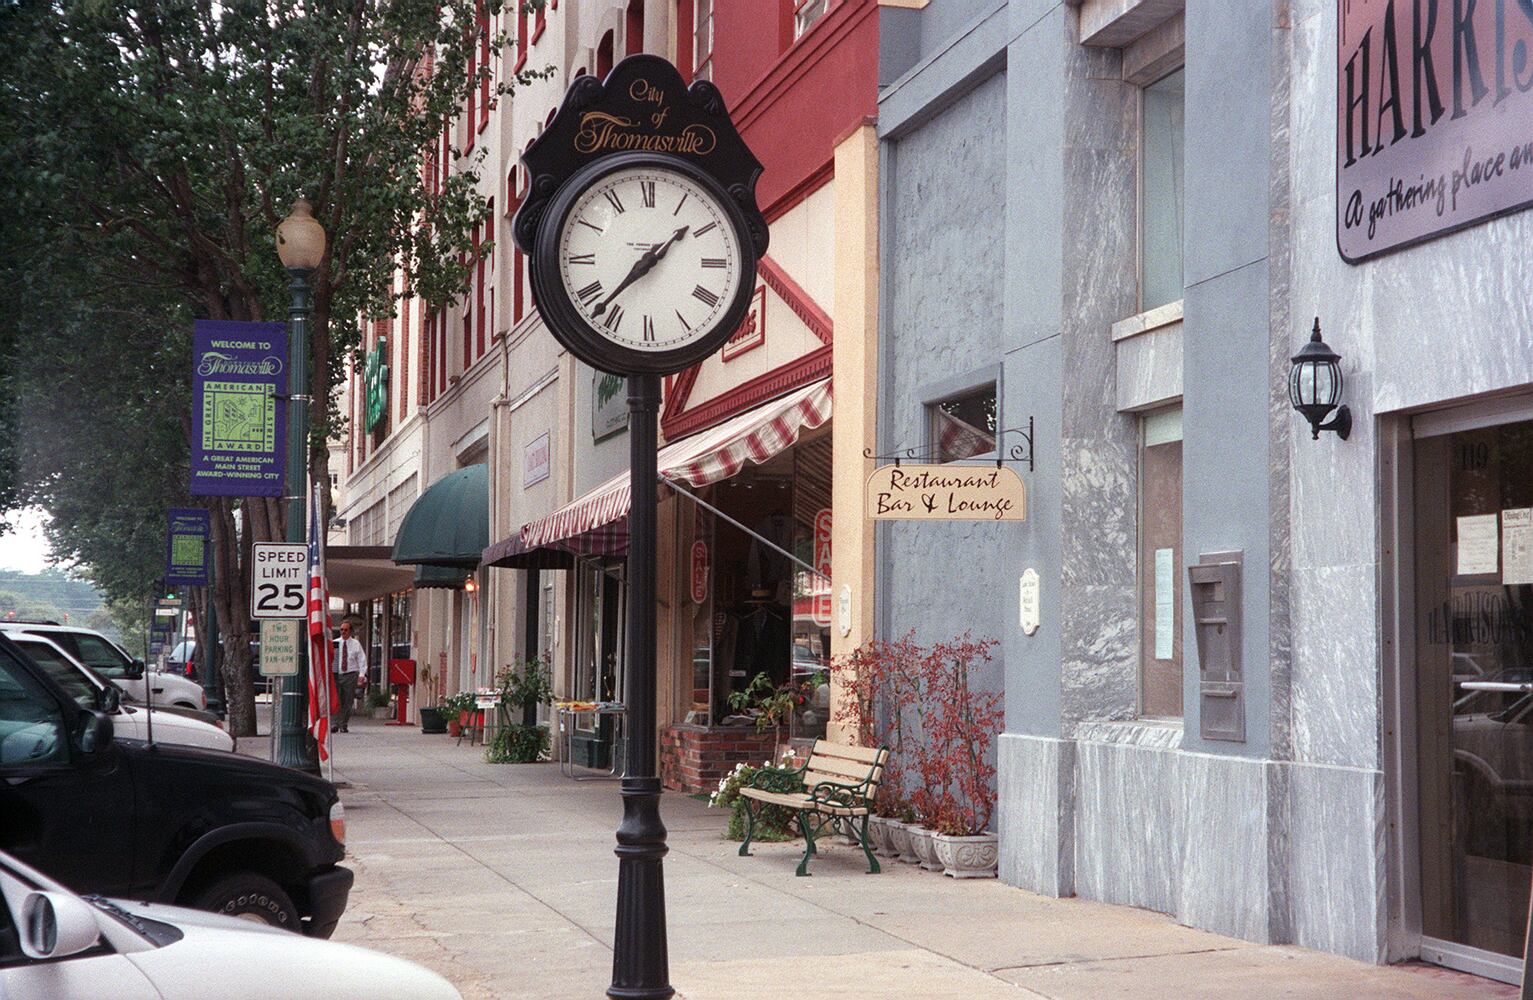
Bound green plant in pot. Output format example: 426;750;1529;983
438;691;475;737
485;722;549;763
708;761;798;843
497;658;553;727
727;671;808;758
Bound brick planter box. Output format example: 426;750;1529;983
660;724;785;794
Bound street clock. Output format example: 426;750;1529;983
513;54;768;376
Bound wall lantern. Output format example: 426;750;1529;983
1289;317;1352;441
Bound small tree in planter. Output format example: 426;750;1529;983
484;659;553;763
922;634;1003;878
832;633;924;857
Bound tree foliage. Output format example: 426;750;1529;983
0;0;542;735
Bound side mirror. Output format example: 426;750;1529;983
125;659;146;680
77;710;113;755
19;890;101;960
99;687;122;714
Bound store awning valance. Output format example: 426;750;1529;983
326;545;418;602
391;464;488;568
485;379;831;564
413;563;471;589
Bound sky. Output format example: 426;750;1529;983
0;507;57;573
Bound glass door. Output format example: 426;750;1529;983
1413;414;1533;977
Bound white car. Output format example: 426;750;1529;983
0;622;206;710
0;850;461;1000
7;634;233;752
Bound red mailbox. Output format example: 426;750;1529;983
387;659;416;726
388;658;416;686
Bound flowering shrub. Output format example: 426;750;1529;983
708;754;800;842
832;631;1003;836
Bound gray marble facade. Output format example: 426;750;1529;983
878;0;1496;970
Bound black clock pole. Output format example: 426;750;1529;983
610;372;673;1000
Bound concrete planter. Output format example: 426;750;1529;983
887;821;920;865
867;815;893;855
908;824;943;871
933;832;998;879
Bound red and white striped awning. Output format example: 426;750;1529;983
515;378;832;553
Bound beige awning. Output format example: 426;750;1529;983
327;545;417;602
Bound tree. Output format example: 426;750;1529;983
0;0;542;735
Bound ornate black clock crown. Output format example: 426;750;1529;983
512;54;769;261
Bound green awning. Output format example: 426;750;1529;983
413;563;471;589
391;464;488;568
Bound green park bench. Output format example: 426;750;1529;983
737;738;890;877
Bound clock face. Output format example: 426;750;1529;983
555;165;746;353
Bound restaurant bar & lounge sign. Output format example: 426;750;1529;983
864;464;1027;522
1338;0;1533;261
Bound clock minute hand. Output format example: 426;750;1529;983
590;226;689;317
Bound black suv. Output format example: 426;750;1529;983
0;634;352;936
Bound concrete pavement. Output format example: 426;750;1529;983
247;716;1514;999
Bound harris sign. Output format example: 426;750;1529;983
1338;0;1533;261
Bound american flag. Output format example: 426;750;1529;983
307;480;335;763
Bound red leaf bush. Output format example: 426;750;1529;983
833;631;1003;836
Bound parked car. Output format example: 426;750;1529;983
0;633;353;937
7;633;234;752
0;621;206;710
164;638;271;695
0;849;459;999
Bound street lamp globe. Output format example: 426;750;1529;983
276;198;327;272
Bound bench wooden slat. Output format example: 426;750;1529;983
804;769;865;791
740;787;869;816
806;754;872;781
818;742;884;764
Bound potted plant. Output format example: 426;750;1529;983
726;671;803;758
364;686;393;719
498;658;554;727
708;760;798;843
832;633;924;861
483;659;554;763
438;692;473;738
418;704;447;734
924;634;1003;878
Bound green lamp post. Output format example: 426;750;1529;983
273;197;327;774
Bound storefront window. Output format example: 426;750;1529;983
930;386;997;463
1139;406;1183;718
1414;416;1533;960
684;502;715;726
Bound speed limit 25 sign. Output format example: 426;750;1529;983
251;542;308;619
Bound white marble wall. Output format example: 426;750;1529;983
1287;761;1387;963
1004;729;1386;957
997;733;1074;896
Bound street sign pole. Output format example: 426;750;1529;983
274;268;318;775
609;374;670;999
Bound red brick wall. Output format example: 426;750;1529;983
660;725;784;794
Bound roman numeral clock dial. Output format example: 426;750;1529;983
552;162;747;364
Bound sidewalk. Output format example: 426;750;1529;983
247;716;1512;1000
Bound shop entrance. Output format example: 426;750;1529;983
572;558;625;769
1411;401;1533;981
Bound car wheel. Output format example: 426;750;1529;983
192;873;300;930
173;701;199;709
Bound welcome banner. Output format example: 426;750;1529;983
190;319;287;497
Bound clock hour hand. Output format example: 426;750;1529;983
591;226;689;317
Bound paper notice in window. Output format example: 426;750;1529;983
1503;508;1533;586
1456;514;1499;576
1154;548;1174;660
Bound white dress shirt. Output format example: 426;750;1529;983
336;636;367;675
